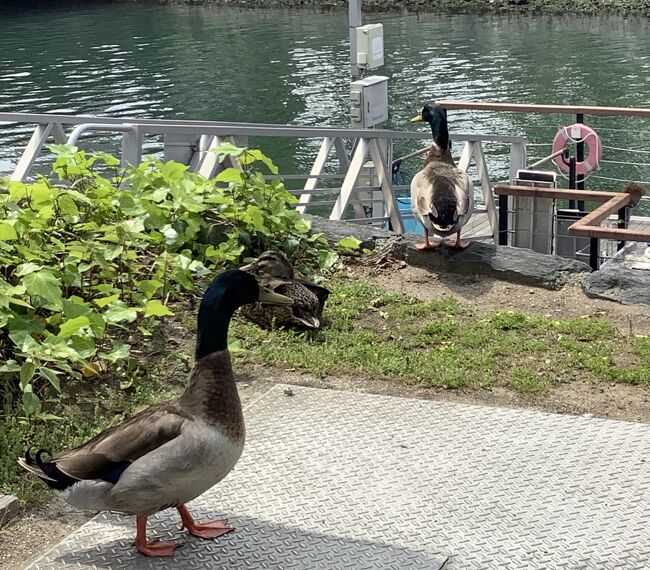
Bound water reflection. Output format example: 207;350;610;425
0;5;649;205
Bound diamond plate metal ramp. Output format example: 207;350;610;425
25;385;650;570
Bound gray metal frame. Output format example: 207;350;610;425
0;112;526;235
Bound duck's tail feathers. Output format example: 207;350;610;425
18;449;79;491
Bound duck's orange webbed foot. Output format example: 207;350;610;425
135;515;183;557
178;505;234;539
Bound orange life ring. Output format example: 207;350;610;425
551;123;602;176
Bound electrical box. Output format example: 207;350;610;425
356;23;384;69
350;75;388;129
511;170;557;253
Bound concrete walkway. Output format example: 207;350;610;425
25;385;650;569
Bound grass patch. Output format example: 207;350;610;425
512;367;555;396
233;275;650;396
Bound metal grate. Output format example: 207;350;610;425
26;385;650;570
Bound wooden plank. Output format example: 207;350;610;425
438;100;650;118
493;185;622;202
575;195;629;227
462;212;492;241
569;226;650;241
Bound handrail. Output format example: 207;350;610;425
437;100;650;118
0;112;525;143
493;184;650;242
493;184;622;202
67;123;136;145
1;112;527;239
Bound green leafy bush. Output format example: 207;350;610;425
0;144;336;417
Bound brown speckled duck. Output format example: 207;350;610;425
239;250;329;330
410;103;474;250
18;270;292;557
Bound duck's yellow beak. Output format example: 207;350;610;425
410;114;424;123
258;285;293;305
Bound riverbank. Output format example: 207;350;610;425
151;0;650;17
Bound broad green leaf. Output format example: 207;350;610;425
103;244;124;261
15;262;43;277
0;221;17;241
7;297;33;309
215;168;245;184
0;360;21;373
21;269;63;310
318;250;340;271
94;294;120;308
22;387;41;416
122;218;145;234
337;236;362;250
137;279;163;299
64;188;95;206
241;149;278;174
58;315;90;337
20;361;36;391
244;205;267;232
62;298;92;318
144;300;174;317
88;312;106;338
57;194;79;216
211;142;245;161
67;335;96;359
160;160;188;181
40;367;62;392
103;302;139;324
99;342;130;363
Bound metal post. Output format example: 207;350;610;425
589;237;599;270
498;194;509;246
568;156;576;209
576;113;585;211
617;206;629;251
349;0;363;82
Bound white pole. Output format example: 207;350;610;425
348;0;363;82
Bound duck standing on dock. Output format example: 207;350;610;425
18;270;293;557
409;103;474;250
239;250;330;330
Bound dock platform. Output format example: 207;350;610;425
25;385;650;570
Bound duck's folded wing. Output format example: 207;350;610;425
298;281;330;306
454;173;473;216
53;403;190;482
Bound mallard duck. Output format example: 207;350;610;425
18;270;292;558
239;250;329;330
409;103;474;250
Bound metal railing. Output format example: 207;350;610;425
0;112;527;238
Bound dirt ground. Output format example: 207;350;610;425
3;261;650;569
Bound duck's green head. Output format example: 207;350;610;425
410;103;450;150
196;270;292;358
240;250;294;279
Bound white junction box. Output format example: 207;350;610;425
356;23;384;69
350;75;389;129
